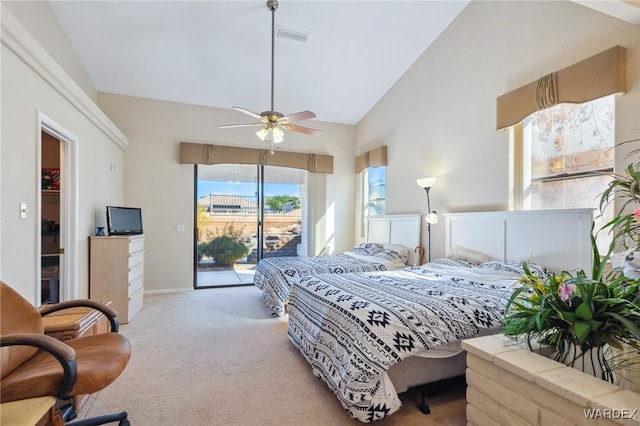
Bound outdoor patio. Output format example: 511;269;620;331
196;265;256;287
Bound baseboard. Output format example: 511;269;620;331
144;288;193;295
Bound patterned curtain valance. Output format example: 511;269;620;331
179;142;333;174
355;145;387;174
496;45;626;130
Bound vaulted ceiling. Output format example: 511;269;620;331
49;1;639;126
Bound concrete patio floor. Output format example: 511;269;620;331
196;266;255;287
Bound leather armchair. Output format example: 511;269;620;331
0;281;131;426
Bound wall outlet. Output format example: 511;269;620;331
176;224;185;232
20;202;28;219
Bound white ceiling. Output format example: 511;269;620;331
49;0;470;125
49;1;638;126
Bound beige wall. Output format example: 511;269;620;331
2;1;97;103
97;93;355;292
355;0;640;260
1;26;125;304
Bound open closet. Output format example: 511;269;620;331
41;131;61;304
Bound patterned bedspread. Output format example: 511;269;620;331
287;265;517;422
254;254;391;317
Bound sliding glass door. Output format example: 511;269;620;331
195;164;305;288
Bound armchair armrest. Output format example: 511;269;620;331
39;299;120;332
1;333;77;399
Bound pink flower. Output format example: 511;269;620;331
634;208;640;222
559;283;575;303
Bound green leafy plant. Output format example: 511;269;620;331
503;259;640;354
201;223;250;267
599;139;640;248
600;161;640;248
205;235;250;267
502;229;640;383
266;195;300;212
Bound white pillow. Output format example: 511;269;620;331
382;244;410;258
448;246;494;265
351;242;384;256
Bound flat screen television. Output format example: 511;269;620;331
106;206;143;235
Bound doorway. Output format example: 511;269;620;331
38;114;79;305
40;131;62;303
194;164;306;288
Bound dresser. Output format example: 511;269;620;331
89;235;144;324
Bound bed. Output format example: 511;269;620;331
254;214;421;317
287;208;594;422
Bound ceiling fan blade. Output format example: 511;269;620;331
283;124;322;136
232;107;267;121
218;123;264;129
279;110;317;124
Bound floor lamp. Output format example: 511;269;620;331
416;177;438;262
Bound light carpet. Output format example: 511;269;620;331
81;286;466;425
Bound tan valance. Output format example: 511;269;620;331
355;146;387;174
179;142;333;174
496;45;626;130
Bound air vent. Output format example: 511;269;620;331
276;25;309;42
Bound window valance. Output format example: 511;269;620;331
355;145;387;174
179;142;333;174
496;45;626;130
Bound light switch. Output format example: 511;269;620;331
20;202;28;219
176;224;185;232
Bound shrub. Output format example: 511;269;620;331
206;235;250;267
197;242;208;261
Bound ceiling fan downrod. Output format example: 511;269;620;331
267;0;278;113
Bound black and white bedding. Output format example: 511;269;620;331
254;244;409;317
287;259;522;422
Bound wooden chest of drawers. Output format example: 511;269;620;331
89;235;144;324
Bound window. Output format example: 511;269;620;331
363;166;386;217
512;95;615;250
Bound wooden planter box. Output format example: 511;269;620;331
462;335;640;426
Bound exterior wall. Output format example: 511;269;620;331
462;335;640;426
355;0;640;260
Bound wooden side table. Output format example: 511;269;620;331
0;396;62;426
42;306;110;341
42;305;110;413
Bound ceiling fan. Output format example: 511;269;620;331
218;0;321;146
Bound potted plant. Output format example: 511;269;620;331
503;148;640;384
502;247;640;383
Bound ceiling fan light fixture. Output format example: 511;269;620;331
256;127;269;141
272;126;284;143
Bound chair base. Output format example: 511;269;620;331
65;410;128;426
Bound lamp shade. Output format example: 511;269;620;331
256;127;269;141
416;177;437;188
426;212;439;224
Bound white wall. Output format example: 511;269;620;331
1;8;126;302
2;1;97;103
355;0;640;261
97;93;356;292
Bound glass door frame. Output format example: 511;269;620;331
192;164;304;289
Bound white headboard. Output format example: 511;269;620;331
444;209;593;273
365;214;422;250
